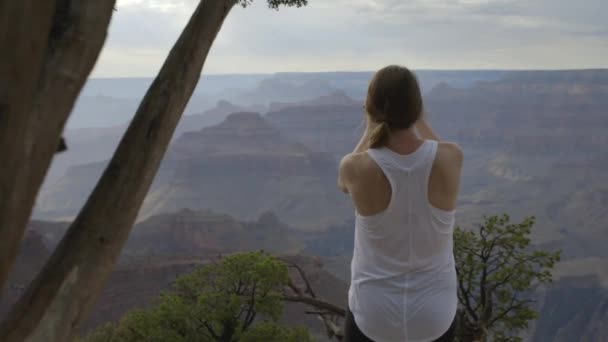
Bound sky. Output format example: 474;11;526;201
92;0;608;77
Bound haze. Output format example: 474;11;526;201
93;0;608;77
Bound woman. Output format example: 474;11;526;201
338;65;463;342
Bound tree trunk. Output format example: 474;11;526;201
0;0;237;341
220;319;237;342
0;0;57;291
0;0;116;291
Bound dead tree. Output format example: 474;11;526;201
282;260;346;340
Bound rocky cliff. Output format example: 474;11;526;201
533;275;608;342
37;112;351;230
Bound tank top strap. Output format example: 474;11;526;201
365;147;398;194
367;141;433;171
422;140;439;187
365;147;391;171
365;141;435;211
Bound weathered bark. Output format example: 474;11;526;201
0;0;57;291
27;0;118;200
0;0;237;340
0;0;116;291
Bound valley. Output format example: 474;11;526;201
17;69;608;340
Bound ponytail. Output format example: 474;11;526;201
368;121;390;149
364;65;423;148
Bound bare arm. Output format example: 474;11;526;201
340;116;377;193
338;154;355;193
415;113;441;141
352;118;378;154
428;143;464;211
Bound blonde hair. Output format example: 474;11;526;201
365;65;423;148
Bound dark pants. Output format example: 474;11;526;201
344;309;457;342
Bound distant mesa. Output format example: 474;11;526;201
171;111;305;158
224;111;266;123
426;69;608;106
265;94;364;157
36;112;350;231
22;70;608;342
125;209;293;258
179;101;267;132
34;69;608;259
140;112;347;229
268;90;360;112
216;99;235;108
2;212;349;338
233;77;338;105
41;100;265;187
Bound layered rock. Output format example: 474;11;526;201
266;103;364;158
533;275;608;342
37;112;351;230
123;209;294;258
142;112;349;230
425;70;608;155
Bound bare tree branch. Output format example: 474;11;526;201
305;310;334;315
457;267;479;321
283;295;346;317
204;322;221;340
319;317;344;341
285;260;317;297
286;278;303;296
488;254;546;293
488;299;536;327
282;258;347;340
242;282;257;331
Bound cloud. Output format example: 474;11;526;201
91;0;608;76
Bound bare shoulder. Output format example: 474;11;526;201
436;141;464;167
428;142;464;211
339;153;357;177
338;151;380;193
340;151;372;170
339;152;364;192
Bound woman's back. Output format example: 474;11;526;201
338;65;463;342
347;140;459;341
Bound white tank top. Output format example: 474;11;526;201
348;140;458;342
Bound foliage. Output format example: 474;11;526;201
238;0;308;9
81;251;313;342
241;321;314;342
0;0;312;339
77;323;118;342
454;214;561;342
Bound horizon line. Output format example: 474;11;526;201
90;67;608;79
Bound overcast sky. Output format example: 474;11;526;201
92;0;608;76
